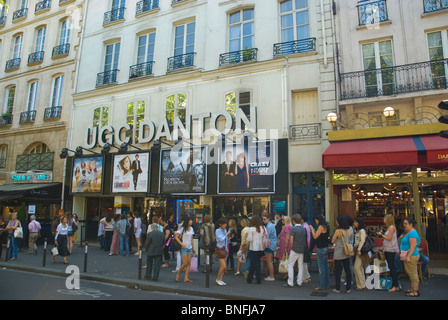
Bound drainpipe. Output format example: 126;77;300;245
282;56;289;138
321;0;328;67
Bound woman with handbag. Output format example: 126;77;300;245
246;216;264;284
174;217;195;283
310;216;330;291
353;217;368;291
5;212;20;261
400;218;420;297
215;218;230;286
377;214;400;292
53;216;70;264
331;216;353;293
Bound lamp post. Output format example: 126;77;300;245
383;106;395;126
326;112;338;130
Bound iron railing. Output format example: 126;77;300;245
273;38;316;57
289;123;321;141
0;115;13;127
52;43;70;57
129;61;154;79
5;58;21;71
19;110;36;124
0;16;6;26
103;7;125;24
167;52;195;71
28;51;44;65
13;8;28;20
136;0;159;15
35;0;51;13
219;48;258;67
357;0;388;26
44;106;62;120
340;58;448;100
172;0;186;3
96;69;119;86
424;0;448;12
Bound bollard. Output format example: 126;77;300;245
138;247;142;280
84;241;88;273
206;250;210;288
42;238;47;267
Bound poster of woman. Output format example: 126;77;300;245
71;156;103;193
112;153;149;193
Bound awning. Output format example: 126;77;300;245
0;183;62;202
418;135;448;168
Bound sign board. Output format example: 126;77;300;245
11;171;53;183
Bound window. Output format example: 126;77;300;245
59;19;71;45
51;75;64;107
35;26;46;52
225;91;250;130
174;22;195;56
104;42;120;72
166;93;187;126
357;0;388;26
362;40;394;97
127;101;145;142
0;145;7;168
13;34;23;59
27;81;39;111
28;142;48;154
93;106;109;128
4;86;15;114
229;8;254;52
427;30;448;89
137;32;156;64
369;110;400;127
280;0;309;42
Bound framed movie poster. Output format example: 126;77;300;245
218;139;275;194
159;146;207;195
71;156;104;194
112;152;150;193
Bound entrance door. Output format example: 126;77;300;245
292;173;325;223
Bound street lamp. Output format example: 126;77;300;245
326;112;338;130
383;107;395;126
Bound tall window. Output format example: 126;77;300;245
166;93;187;126
127;101;145;142
362;40;394;97
59;19;71;45
229;8;254;52
112;0;125;10
225;91;251;130
13;34;23;59
427;30;448;89
51;75;64;107
174;22;195;56
137;32;156;64
93;106;109;128
4;86;15;114
0;145;7;168
35;26;46;52
280;0;309;42
27;81;39;111
104;42;120;72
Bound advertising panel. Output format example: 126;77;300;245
112;152;150;193
71;156;103;193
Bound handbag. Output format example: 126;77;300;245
172;235;182;251
340;230;354;257
215;246;227;259
237;250;246;263
400;250;408;261
361;236;375;254
190;256;198;272
279;253;289;274
262;227;271;250
14;222;23;239
51;246;59;256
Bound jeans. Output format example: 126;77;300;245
104;231;113;251
335;258;352;291
119;234;129;256
247;250;264;284
244;250;252;272
384;252;399;287
98;235;105;250
146;255;162;280
316;247;330;289
8;234;17;259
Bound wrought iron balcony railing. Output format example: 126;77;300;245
104;7;125;24
167;52;195;72
219;48;258;67
0;115;13;127
28;51;45;65
0;15;6;26
289;123;321;141
35;0;51;13
13;8;28;20
357;0;388;26
424;0;448;12
129;61;154;79
172;0;186;3
20;110;36;124
96;69;119;87
340;58;448;100
5;58;21;71
136;0;159;15
273;38;316;57
44;106;62;120
52;43;70;57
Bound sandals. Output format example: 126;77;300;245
405;290;420;297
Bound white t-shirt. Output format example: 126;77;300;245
175;227;194;249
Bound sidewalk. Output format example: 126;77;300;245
1;244;448;300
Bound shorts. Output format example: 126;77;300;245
181;248;193;256
134;229;142;239
264;248;274;254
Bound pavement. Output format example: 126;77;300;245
2;243;448;300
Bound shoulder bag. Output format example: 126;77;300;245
262;227;271;249
340;230;354;257
14;221;23;239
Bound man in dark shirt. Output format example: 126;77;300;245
284;214;307;288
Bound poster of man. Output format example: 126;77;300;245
71;156;103;193
112;153;149;193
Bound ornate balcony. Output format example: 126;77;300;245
357;0;388;26
5;58;21;72
96;69;119;87
52;43;70;58
167;52;195;72
340;58;448;100
424;0;448;13
136;0;159;15
0;16;6;27
219;48;258;67
28;51;45;65
273;38;316;57
129;61;154;79
0;115;13;127
44;106;62;120
19;110;36;124
13;8;28;21
103;7;125;25
35;0;51;13
289;123;321;141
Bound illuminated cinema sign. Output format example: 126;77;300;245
12;172;53;183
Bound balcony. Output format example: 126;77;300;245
167;52;195;72
136;0;159;15
28;51;45;65
273;38;316;57
35;0;51;13
0;114;13;127
12;8;28;21
19;110;36;124
44;106;62;120
103;7;125;25
219;48;258;67
0;16;6;27
52;43;70;58
357;0;388;26
424;0;448;13
340;58;448;100
96;69;119;87
129;61;154;79
289;123;321;141
5;58;21;72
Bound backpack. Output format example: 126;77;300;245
361;236;375;255
125;220;132;236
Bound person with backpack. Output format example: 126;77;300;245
117;214;131;256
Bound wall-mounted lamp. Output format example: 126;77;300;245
326;112;338;130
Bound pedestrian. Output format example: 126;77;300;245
133;211;142;255
72;213;79;243
310;215;330;291
159;216;172;268
117;214;130;256
0;216;7;258
109;214;120;256
284;214;307;288
401;218;420;297
353;217;368;291
262;211;277;281
98;214;105;250
27;215;41;255
246;215;264;284
175;217;195;283
145;223;166;281
53;216;70;264
173;213;189;273
377;214;400;292
227;219;238;271
301;216;312;283
275;212;283;237
102;211;114;252
235;217;250;276
332;216;352;294
66;213;77;254
5;212;20;260
215;218;230;286
200;215;215;273
278;215;292;280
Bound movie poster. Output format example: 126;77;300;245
71;156;103;193
218;140;275;194
112;153;150;193
160;146;207;194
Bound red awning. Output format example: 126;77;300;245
322;137;420;170
419;135;448;168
